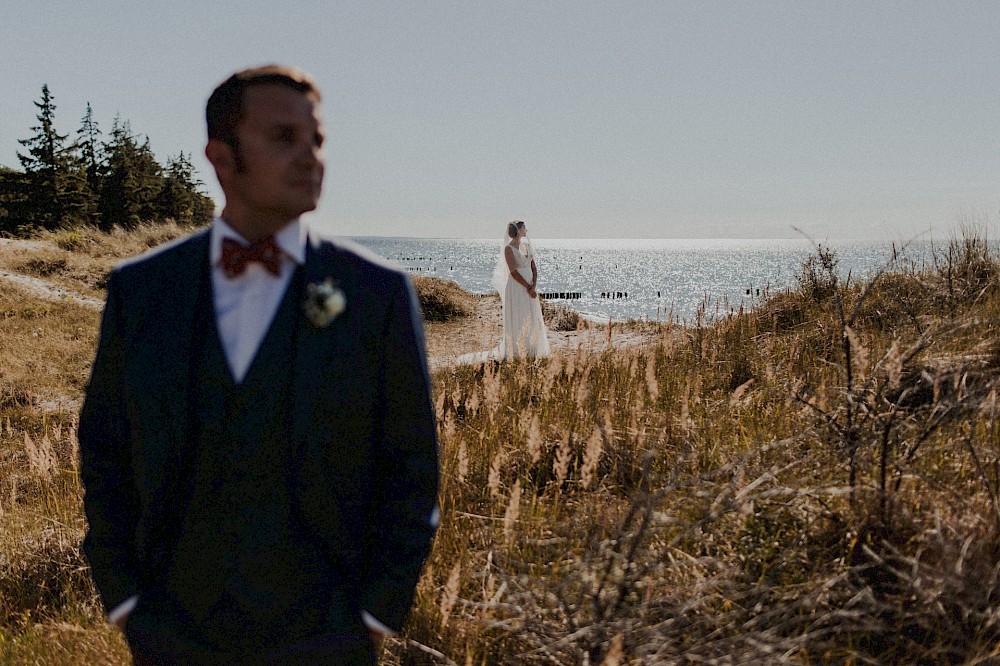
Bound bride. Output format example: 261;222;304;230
490;220;551;359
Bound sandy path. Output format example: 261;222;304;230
0;238;105;309
0;238;49;252
0;269;103;309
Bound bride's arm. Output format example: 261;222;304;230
530;259;538;289
503;245;535;298
505;246;532;290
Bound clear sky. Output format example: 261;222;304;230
2;1;998;239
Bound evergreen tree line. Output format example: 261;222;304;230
0;84;215;235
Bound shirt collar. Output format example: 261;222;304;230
209;216;307;267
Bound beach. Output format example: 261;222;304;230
422;292;665;370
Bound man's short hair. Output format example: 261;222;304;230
206;65;321;150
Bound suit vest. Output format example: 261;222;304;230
152;264;340;653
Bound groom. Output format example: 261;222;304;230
79;65;440;664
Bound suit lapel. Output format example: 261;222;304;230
292;233;355;445
133;231;209;469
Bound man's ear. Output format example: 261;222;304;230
205;140;235;177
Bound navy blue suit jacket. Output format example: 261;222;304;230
79;227;440;633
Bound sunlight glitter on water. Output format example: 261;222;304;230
353;237;927;322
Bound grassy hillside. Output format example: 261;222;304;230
2;225;1000;664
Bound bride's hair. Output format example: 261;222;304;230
507;220;525;238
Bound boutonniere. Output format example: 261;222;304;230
303;277;346;328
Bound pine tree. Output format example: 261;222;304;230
0;166;29;235
191;182;216;226
17;84;68;228
157;152;215;226
8;89;214;234
18;85;65;177
99;117;163;229
76;102;103;194
60;152;100;227
15;85;96;229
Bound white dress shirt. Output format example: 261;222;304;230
109;217;394;636
211;217;305;382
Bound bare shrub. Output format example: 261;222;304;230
796;243;839;302
541;299;582;331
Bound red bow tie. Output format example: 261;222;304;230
220;236;282;277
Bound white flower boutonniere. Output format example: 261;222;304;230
303;277;346;328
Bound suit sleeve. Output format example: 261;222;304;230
361;272;440;632
78;270;142;613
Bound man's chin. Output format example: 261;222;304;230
288;197;321;218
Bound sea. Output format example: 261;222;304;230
351;237;943;323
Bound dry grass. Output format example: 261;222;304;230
41;221;194;258
385;231;1000;665
5;224;1000;664
0;222;193;301
0;283;99;409
0;407;128;663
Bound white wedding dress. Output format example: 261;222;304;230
497;242;550;359
454;239;551;365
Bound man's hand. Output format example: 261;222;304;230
113;611;131;632
369;628;385;650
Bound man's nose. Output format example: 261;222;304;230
296;140;323;167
